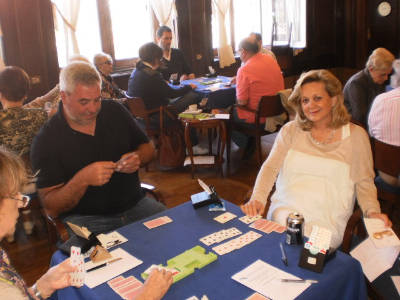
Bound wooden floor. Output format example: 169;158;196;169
2;131;400;288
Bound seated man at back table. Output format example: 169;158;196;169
30;61;166;234
368;58;400;189
232;37;284;160
156;25;195;82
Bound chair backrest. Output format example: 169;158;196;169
371;138;400;178
257;94;288;118
126;97;148;118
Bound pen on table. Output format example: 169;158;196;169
278;279;318;284
87;257;122;273
279;242;288;266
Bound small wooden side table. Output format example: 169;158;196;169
180;118;227;178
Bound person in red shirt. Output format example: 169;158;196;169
231;37;284;159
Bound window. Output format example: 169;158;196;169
52;0;154;69
212;0;306;52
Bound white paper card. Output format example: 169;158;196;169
184;156;214;166
364;218;400;248
232;259;311;300
350;237;400;282
97;231;128;249
84;248;142;288
215;114;230;119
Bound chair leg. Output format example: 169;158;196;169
256;135;262;167
22;210;34;235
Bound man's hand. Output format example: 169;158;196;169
116;152;140;173
135;269;173;300
189;83;197;89
241;200;265;217
369;212;393;228
80;161;116;186
180;74;188;82
230;76;237;85
188;74;195;80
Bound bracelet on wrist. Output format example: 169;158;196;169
32;282;51;300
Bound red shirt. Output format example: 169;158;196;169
236;53;284;123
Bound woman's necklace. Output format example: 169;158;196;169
309;128;336;145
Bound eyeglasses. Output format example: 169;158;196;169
99;59;112;65
8;195;30;208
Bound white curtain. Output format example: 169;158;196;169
212;0;236;68
52;0;80;57
150;0;179;48
287;0;306;48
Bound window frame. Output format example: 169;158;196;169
94;0;158;70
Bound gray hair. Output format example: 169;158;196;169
392;59;400;88
93;52;112;67
366;48;395;71
59;61;101;95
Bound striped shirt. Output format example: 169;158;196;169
368;88;400;146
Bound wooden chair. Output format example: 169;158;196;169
42;183;166;253
227;95;289;166
125;97;178;171
371;138;400;219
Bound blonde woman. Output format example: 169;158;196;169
242;70;391;248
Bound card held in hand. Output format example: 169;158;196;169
70;246;85;287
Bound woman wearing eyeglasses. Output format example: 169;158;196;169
0;146;172;299
93;52;126;100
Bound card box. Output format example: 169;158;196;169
191;191;222;209
59;233;97;255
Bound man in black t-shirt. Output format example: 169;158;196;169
156;26;195;82
31;62;166;234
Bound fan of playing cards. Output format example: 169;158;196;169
70;246;85;287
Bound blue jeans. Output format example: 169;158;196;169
61;196;167;235
231;109;264;149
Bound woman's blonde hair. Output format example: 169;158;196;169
288;70;350;131
0;147;29;204
366;48;395;71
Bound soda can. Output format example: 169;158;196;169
286;212;304;245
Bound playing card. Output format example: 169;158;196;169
214;212;237;224
245;292;271;300
199;228;242;246
143;216;172;229
107;275;143;300
107;276;124;286
265;222;280;234
239;215;262;224
274;225;286;233
250;219;270;230
186;297;200;300
212;231;262;255
70;246;85;287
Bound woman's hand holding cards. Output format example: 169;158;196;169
116;152;140;173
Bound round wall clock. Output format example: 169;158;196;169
378;2;391;17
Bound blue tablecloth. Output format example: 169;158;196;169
51;201;367;300
180;76;236;109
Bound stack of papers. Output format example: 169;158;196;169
350;218;400;282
